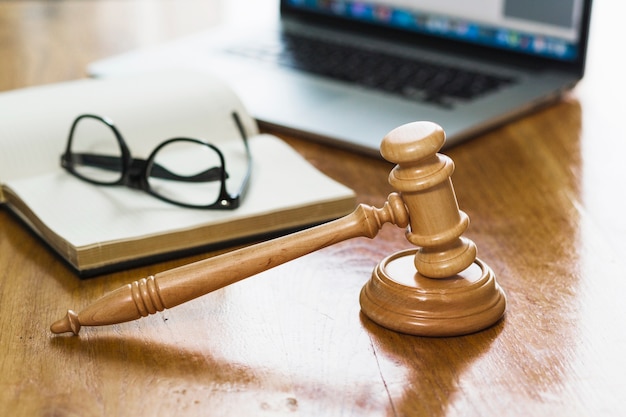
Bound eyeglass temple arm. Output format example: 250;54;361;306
66;153;226;182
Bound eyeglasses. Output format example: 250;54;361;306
61;112;251;209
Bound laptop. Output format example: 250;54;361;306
88;0;593;156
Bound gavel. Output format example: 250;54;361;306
51;121;506;337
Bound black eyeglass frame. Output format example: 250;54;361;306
61;112;251;210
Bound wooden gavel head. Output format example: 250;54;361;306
381;121;476;278
359;121;506;337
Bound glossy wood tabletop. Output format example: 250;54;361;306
1;1;625;416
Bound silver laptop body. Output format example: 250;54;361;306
89;0;593;156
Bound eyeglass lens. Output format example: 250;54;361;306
147;140;226;207
70;116;123;184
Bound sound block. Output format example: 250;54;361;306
360;249;506;337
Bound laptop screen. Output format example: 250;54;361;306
283;0;590;63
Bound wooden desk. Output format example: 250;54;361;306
1;1;625;416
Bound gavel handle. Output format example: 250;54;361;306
51;193;409;335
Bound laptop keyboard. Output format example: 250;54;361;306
227;33;515;108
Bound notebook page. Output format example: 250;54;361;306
3;134;354;248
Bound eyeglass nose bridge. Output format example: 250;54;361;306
123;158;149;190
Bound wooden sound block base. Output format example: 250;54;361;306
360;249;506;337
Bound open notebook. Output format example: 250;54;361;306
0;72;356;277
89;0;593;156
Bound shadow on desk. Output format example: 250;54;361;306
46;309;502;417
361;313;504;417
